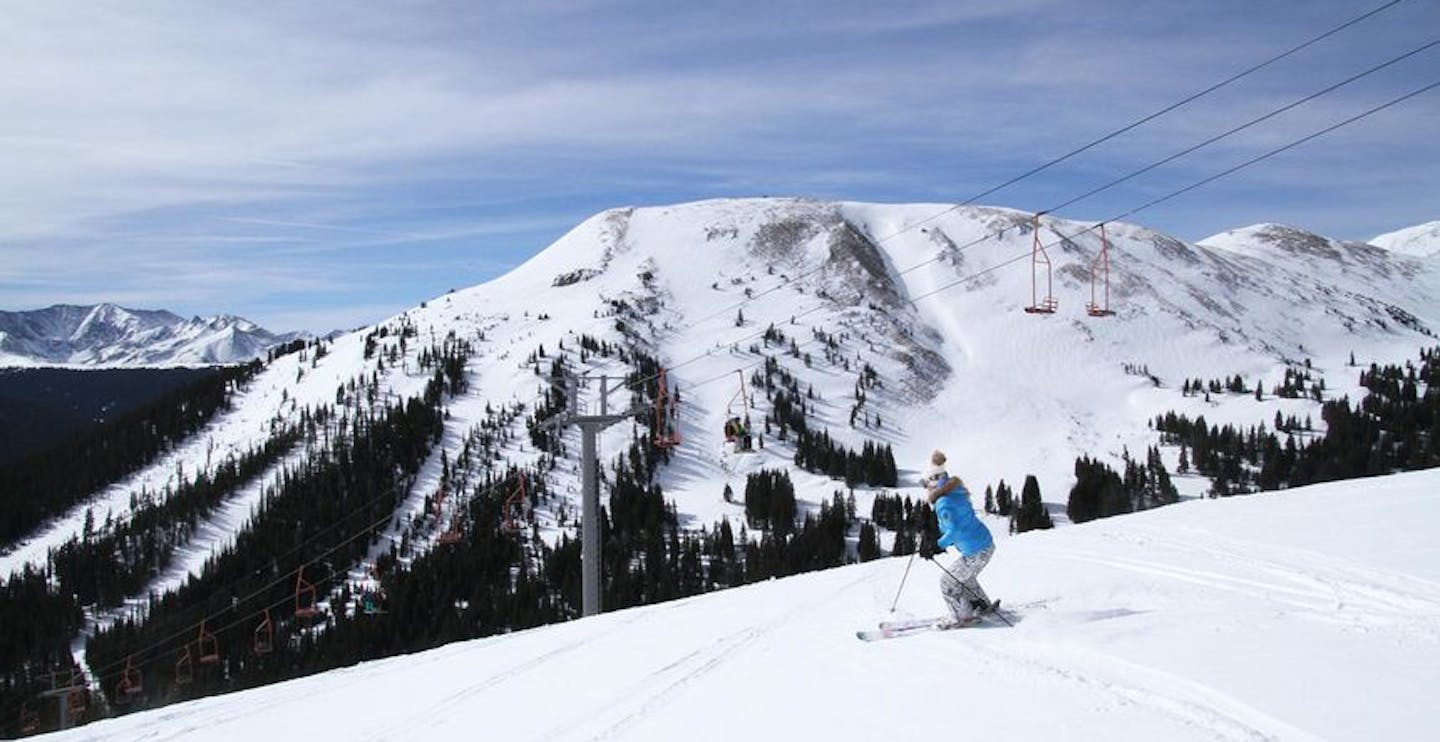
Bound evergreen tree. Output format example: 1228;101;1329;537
1014;475;1053;533
994;480;1014;517
857;522;881;562
743;469;797;535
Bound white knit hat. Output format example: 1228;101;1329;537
921;450;949;487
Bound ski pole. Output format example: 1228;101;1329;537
931;557;1013;627
889;551;917;613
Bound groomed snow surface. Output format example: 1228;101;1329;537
47;469;1440;742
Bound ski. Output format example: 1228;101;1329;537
859;601;1008;641
856;619;981;642
877;616;943;632
878;600;1002;631
855;623;939;642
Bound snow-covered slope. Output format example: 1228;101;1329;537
0;303;303;367
7;199;1439;581
1371;220;1440;259
437;199;1439;513
6;198;1439;739
48;469;1440;742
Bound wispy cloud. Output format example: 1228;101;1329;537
2;0;1435;331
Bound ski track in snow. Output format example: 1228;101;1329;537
966;637;1324;742
861;566;1318;741
1049;523;1440;635
574;572;871;741
357;596;698;742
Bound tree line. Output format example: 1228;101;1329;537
81;366;455;728
1067;447;1179;524
0;362;263;547
1156;349;1438;495
48;422;304;608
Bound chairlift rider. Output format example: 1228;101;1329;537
723;416;753;452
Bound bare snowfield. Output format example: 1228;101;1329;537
44;468;1440;742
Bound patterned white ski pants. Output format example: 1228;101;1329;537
940;545;993;620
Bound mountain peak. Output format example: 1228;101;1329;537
1371;220;1440;259
1199;222;1328;252
1197;222;1396;270
0;304;290;367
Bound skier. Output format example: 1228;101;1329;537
921;450;996;628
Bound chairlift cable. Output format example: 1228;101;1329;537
53;7;1430;720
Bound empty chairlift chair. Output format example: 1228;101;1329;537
175;646;194;687
19;703;38;734
1087;223;1116;317
1024;213;1058;314
295;567;320;619
65;682;87;722
502;473;529;532
438;511;465;545
197;621;220;665
115;656;142;702
254;609;274;655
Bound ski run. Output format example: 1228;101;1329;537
40;468;1440;742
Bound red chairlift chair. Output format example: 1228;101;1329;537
502;473;529;532
116;656;143;700
254;609;274;655
19;702;38;734
652;368;681;448
295;567;319;619
434;492;463;544
437;515;464;545
1087;223;1116;317
431;483;448;518
197;620;220;665
1024;213;1059;314
724;371;754;451
175;646;194;686
65;681;87;721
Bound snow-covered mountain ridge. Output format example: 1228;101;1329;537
4;197;1438;738
47;468;1440;742
7;198;1439;576
0;303;306;367
468;198;1439;494
1371;220;1440;259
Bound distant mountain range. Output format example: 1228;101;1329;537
0;303;306;367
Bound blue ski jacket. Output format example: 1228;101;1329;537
934;478;993;556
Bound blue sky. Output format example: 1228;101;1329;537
2;0;1436;333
